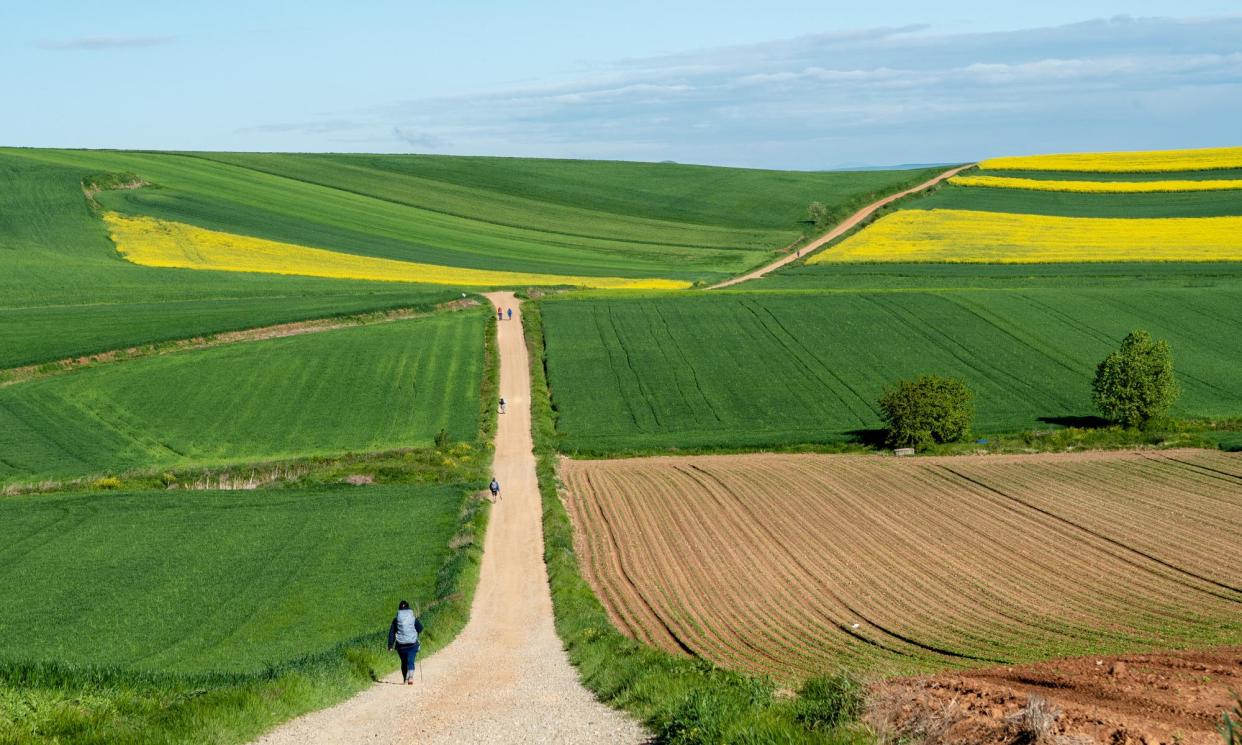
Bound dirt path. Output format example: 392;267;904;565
707;164;972;289
252;292;646;744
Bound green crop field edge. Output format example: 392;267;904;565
523;300;872;745
0;316;500;745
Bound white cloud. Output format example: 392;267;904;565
249;15;1242;167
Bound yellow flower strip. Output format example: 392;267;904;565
950;174;1242;193
980;146;1242;172
808;209;1242;264
103;212;691;290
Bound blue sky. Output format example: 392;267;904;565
2;1;1240;168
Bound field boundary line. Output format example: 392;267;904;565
0;299;479;388
706;164;972;289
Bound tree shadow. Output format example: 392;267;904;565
1037;415;1110;429
845;428;888;447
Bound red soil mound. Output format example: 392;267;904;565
871;647;1242;744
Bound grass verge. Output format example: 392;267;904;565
523;299;873;744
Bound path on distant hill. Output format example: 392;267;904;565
252;292;646;744
707;164;972;289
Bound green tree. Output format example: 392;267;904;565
805;201;830;230
878;375;974;449
1092;330;1179;428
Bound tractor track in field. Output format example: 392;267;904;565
0;300;478;388
706;164;972;289
251;292;646;745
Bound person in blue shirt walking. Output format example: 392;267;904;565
387;600;424;685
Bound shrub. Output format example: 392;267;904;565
1092;329;1179;428
878;376;974;449
806;201;831;230
434;427;451;450
795;672;865;730
91;476;122;490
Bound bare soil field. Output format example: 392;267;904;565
871;646;1242;745
561;450;1242;682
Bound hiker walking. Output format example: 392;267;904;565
497;308;504;321
489;477;501;500
387;600;424;685
506;308;512;321
499;396;506;414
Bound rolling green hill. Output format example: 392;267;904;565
0;153;460;367
0;147;940;365
0;311;485;484
6;148;939;281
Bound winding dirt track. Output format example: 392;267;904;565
707;164;971;289
252;293;645;744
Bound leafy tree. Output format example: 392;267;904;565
805;201;830;230
1092;330;1179;428
878;375;974;449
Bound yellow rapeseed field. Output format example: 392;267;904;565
809;209;1242;263
103;213;691;290
949;174;1242;193
979;146;1242;172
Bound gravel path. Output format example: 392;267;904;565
707;164;971;289
252;292;647;744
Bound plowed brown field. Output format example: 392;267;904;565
561;450;1242;681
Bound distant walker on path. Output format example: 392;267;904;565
387;600;424;685
507;308;513;321
499;397;506;414
489;477;501;501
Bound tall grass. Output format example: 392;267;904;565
523;299;872;744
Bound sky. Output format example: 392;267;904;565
2;1;1240;169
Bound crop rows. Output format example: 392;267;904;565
541;290;1242;453
949;174;1242;192
104;212;690;290
0;484;463;673
0;310;485;484
980;146;1242;172
810;208;1242;263
562;450;1242;681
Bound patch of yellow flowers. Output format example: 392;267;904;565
103;213;691;290
809;209;1242;264
949;174;1242;193
979;146;1242;172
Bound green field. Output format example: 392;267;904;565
912;182;1242;217
977;167;1242;181
0;311;485;484
752;261;1242;290
0;152;462;368
540;289;1242;452
5;148;940;282
0;485;460;673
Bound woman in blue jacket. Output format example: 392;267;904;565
387;600;424;685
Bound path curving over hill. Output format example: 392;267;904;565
252;292;646;744
707;164;972;289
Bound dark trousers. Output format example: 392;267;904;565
396;642;420;678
